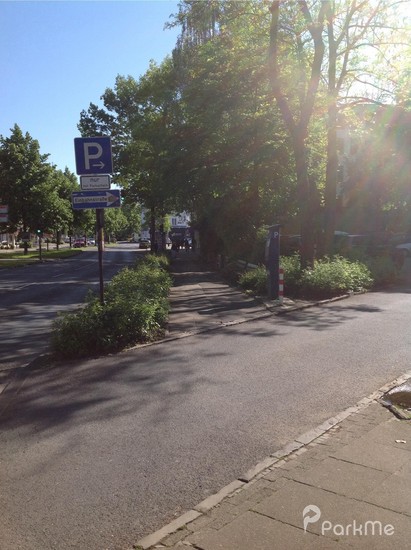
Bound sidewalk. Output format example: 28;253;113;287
166;251;318;337
136;254;411;549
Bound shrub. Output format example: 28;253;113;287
300;256;373;298
142;253;170;272
237;255;373;300
280;255;302;295
51;255;172;359
238;256;303;296
238;265;267;295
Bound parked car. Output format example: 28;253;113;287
1;240;11;249
73;239;86;248
138;238;150;249
388;235;411;254
87;239;96;246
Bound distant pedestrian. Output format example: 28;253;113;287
171;241;178;259
184;239;190;252
191;237;197;252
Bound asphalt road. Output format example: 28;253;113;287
0;243;141;370
0;288;410;549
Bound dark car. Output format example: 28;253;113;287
138;238;150;249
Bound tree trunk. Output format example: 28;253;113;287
150;206;156;252
268;0;326;269
294;132;316;268
323;3;338;256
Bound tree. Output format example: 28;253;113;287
268;1;328;266
171;0;295;259
78;64;181;250
321;0;410;253
39;167;79;247
267;0;411;263
0;125;52;252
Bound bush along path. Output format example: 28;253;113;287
238;255;374;300
51;254;172;359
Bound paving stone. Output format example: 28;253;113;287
205;502;245;531
185;512;216;532
137;510;201;550
395;459;411;479
252;479;410;548
239;456;279;482
194;480;244;513
364;472;411;516
187;510;347;550
356;403;392;421
226;479;275;507
296;427;327;445
271;440;304;459
161;527;191;546
359;418;411;452
286;457;391;499
264;467;288;482
331;436;411;472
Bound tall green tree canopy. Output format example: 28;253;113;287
0;124;52;234
78;0;411;263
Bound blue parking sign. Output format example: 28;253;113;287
74;136;113;175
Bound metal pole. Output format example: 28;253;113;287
97;208;105;305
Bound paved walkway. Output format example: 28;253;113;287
166;251;316;337
136;253;411;549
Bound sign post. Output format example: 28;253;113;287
96;209;105;304
71;190;120;209
74;136;115;304
80;175;111;190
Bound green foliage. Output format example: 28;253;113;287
142;253;170;271
280;254;302;296
0;126;79;239
300;257;373;298
238;255;373;299
51;255;172;359
238;266;267;295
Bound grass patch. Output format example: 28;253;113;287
0;248;81;267
51;254;172;359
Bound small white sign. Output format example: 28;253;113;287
80;175;111;190
0;214;9;223
0;205;9;214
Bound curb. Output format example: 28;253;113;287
133;292;352;350
135;369;411;550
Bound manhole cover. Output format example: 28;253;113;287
380;379;411;420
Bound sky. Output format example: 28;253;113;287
0;0;180;176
